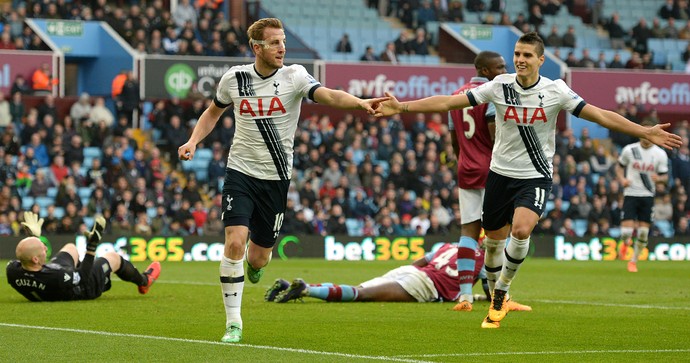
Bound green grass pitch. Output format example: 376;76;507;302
1;258;689;362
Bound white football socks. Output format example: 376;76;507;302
220;255;244;329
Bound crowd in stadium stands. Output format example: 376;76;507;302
1;0;690;238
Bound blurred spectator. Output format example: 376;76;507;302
447;0;464;22
410;28;429;55
89;97;114;128
37;94;58;125
70;93;92;124
0;32;15;50
658;0;679;19
410;209;430;235
116;71;141;125
679;20;690;40
676;216;690;236
625;52;644;69
11;75;31;96
380;42;398;64
664;17;680;38
562;25;577;48
227;18;249;46
466;0;486;12
416;0;437;29
335;34;352;53
173;0;197;29
326;204;348;234
631;18;651;53
0;92;9;130
606;13;627;49
360;45;379;61
650;17;665;39
577;48;596;68
162;26;180;54
394;29;412;55
545;25;562;47
608;53;625;68
528;3;545;32
31;63;57;95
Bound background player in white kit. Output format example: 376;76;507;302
616;119;670;272
374;32;682;328
177;18;387;343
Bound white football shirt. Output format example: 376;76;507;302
467;73;586;179
618;142;669;197
215;64;320;180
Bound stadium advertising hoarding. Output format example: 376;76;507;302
2;234;689;262
142;56;315;99
571;70;690;113
322;62;476;101
0;51;54;95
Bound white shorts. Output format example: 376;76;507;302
459;187;485;224
359;265;438;302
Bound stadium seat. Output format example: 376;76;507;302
195;148;213;162
53;207;65;219
35;196;54;208
22;196;35;210
654;220;674;238
345;218;364;236
83;147;102;160
83;216;94;229
78;187;92;200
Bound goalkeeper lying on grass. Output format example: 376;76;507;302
6;211;161;301
265;242;531;313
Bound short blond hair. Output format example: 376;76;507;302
247;18;283;46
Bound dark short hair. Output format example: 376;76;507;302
640;118;657;127
475;51;502;70
518;31;545;56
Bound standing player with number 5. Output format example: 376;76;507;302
177;18;388;343
448;51;507;312
374;32;682;328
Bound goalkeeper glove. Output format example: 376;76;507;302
21;211;44;237
84;215;107;253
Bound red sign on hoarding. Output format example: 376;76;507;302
0;50;54;95
571;69;690;113
323;62;476;101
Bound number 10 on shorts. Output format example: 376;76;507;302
534;187;545;209
273;213;284;238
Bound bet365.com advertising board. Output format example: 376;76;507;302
1;234;689;262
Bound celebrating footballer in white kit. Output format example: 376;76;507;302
178;17;388;343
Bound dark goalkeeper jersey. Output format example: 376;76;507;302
6;260;80;301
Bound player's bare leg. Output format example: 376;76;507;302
246;240;272;283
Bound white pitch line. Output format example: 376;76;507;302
0;323;433;363
531;299;690;311
396;348;690;359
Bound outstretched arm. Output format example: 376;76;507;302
579;104;682;149
313;87;389;114
375;91;472;117
178;102;226;160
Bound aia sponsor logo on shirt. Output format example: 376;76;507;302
632;161;655;172
504;106;547;124
238;97;286;117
